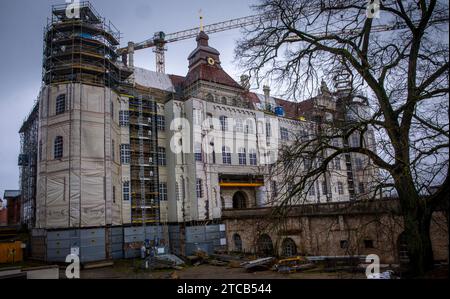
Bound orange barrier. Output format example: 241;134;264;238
0;241;23;264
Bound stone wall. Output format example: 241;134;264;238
223;200;448;264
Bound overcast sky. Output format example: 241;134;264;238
0;0;257;199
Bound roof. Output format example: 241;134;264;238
134;67;175;92
184;64;243;90
3;190;21;199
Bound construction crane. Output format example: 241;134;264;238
119;13;275;73
120;9;448;74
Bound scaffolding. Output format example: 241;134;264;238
18;102;40;229
128;95;160;226
43;2;131;87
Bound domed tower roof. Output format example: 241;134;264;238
188;31;221;70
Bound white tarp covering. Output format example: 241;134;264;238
134;67;175;92
37;84;125;229
46;177;68;228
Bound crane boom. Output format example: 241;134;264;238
120;8;448;73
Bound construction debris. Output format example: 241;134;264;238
241;257;275;272
274;257;316;274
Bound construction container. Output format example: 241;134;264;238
0;241;23;264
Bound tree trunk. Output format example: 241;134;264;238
397;181;435;277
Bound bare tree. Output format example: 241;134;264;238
236;0;449;276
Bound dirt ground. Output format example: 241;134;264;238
77;260;367;279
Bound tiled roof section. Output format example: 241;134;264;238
275;98;301;119
168;74;185;88
296;99;315;116
184;64;243;90
244;91;304;119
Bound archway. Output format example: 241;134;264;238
233;234;243;252
281;238;298;257
232;191;247;209
257;234;274;256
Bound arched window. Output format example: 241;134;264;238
206;93;214;102
232;191;247;209
222;146;231;164
257;234;274;256
219;115;228;131
235;119;244;133
245;119;254;134
54;136;63;159
221;97;227;105
282;238;298;257
56;94;66;115
233;234;243;252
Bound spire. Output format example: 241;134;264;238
199;9;204;32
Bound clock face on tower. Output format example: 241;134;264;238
207;57;215;66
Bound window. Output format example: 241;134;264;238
238;147;247;165
219;116;228;131
233;234;243;252
322;181;328;195
159;182;167;201
364;240;374;249
221;97;227;105
245;119;254;134
232;192;247;209
157;115;166;131
235;119;244;133
196;179;203;198
249;149;257;165
359;182;365;194
334;157;341;170
355;158;363;170
112;186;116;203
206;93;214;102
54;136;63;159
193;109;202;126
337;182;344;195
222;146;231;164
123;181;130;201
110;101;115;120
272;181;278;198
282;238;298;257
112;140;115;162
56;94;66;115
158;147;166;166
175;182;180;201
120;144;130;164
280;127;289;141
351;135;359;147
300;130;309;142
195;143;203;162
119;111;129;127
340;240;349;249
309;184;316;196
304;157;312;170
266;122;272;137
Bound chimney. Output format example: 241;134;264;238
263;85;271;110
240;75;250;90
